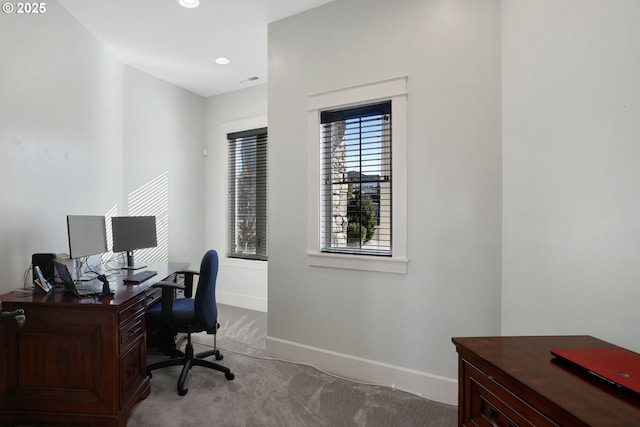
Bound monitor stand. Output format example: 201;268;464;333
121;251;147;270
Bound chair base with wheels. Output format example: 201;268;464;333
147;323;234;396
145;250;234;396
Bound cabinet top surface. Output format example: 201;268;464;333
453;335;640;426
0;262;189;307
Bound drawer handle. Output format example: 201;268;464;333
488;408;499;427
488;407;517;427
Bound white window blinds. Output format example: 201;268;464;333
320;101;392;256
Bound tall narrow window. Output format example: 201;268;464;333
227;127;268;260
320;101;392;256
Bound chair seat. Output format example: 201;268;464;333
147;298;197;326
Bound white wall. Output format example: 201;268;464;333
502;1;640;351
267;0;502;403
205;85;269;311
0;1;123;292
0;2;207;292
123;67;206;268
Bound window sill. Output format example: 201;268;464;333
307;252;408;274
222;257;268;271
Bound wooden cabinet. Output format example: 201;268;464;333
118;293;148;409
462;358;557;427
452;336;640;427
0;263;187;427
1;304;118;418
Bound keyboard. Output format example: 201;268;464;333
125;270;158;283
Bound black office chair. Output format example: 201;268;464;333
146;249;234;396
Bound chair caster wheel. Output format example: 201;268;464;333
226;372;235;380
215;350;223;361
178;387;188;396
148;372;153;379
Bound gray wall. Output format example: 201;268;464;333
123;66;206;269
501;1;640;351
267;0;502;382
0;1;206;292
205;85;269;310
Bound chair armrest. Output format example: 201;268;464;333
176;270;199;298
151;281;186;290
151;281;186;322
176;269;199;276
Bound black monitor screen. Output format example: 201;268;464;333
111;216;158;253
67;215;108;259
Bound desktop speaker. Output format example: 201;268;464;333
32;253;56;286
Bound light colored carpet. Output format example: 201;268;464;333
127;304;457;427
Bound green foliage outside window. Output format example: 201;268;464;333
347;188;377;245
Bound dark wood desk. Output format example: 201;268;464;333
0;262;188;427
452;336;640;427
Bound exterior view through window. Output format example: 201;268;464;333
227;127;268;261
320;101;392;256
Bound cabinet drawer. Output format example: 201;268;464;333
119;336;146;408
145;287;162;307
464;362;558;427
120;315;144;353
119;296;146;325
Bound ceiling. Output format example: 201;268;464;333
58;0;334;98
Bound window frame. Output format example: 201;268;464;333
307;77;408;273
226;127;269;261
320;101;393;256
221;115;269;271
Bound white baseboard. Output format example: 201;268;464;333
217;290;267;312
265;336;458;406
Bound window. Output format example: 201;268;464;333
307;77;408;273
227;127;268;261
321;101;392;256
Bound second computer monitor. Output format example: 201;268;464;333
111;216;158;269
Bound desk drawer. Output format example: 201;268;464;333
145;287;162;308
119;295;146;354
119;335;145;408
120;315;144;353
464;361;558;427
119;296;145;325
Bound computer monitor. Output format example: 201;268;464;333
111;216;158;269
67;215;108;259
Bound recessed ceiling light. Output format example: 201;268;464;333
215;57;230;65
179;0;199;8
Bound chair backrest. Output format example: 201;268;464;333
194;249;219;330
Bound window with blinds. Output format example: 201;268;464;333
320;101;392;256
227;127;268;261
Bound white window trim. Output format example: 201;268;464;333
307;77;408;273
